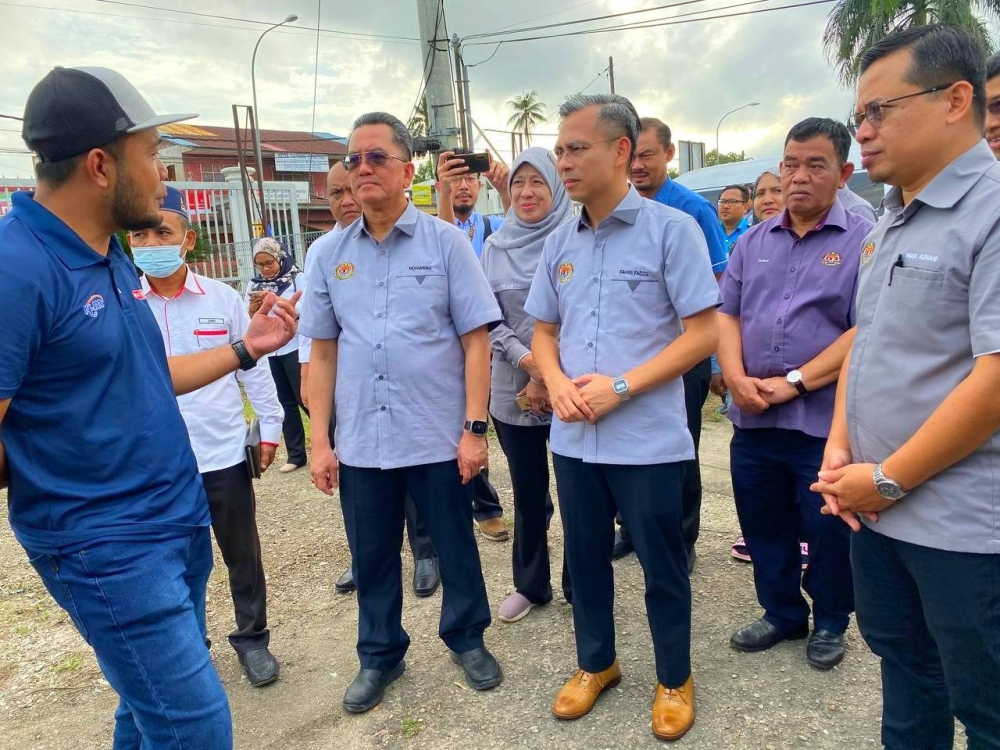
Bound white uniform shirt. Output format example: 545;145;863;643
142;270;284;474
299;224;346;364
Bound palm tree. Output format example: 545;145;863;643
506;91;547;146
408;98;429;138
823;0;1000;84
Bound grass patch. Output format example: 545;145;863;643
401;717;423;739
54;653;83;672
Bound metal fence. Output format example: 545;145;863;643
191;231;324;292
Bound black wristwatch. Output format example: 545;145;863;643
464;420;489;437
232;339;257;371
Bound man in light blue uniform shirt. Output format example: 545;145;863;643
617;116;730;571
528;94;720;741
301;112;503;714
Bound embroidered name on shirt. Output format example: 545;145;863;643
756;258;770;263
408;265;433;271
199;317;225;325
83;294;105;318
904;252;939;264
618;269;651;277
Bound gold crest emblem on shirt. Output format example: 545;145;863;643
821;252;842;267
860;242;875;265
558;262;574;284
335;262;355;280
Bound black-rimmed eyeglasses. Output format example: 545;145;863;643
848;83;955;136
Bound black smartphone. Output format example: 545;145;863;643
457;152;491;174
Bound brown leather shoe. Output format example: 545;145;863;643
652;675;695;741
552;661;622;720
477;517;510;541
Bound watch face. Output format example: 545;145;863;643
787;370;803;384
469;420;488;436
613;380;626;394
875;479;906;501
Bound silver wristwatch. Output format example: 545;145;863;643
612;376;631;402
873;463;907;501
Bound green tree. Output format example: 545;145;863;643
408;98;429;139
704;149;748;167
185;223;214;263
823;0;1000;85
506;90;547;146
413;158;435;184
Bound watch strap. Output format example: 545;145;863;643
232;339;257;371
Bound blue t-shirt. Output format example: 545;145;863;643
723;215;752;255
0;192;209;555
454;212;505;258
652;180;729;275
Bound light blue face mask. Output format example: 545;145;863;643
133;245;185;279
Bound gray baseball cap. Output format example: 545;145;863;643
22;66;197;163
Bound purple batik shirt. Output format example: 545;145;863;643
719;200;873;438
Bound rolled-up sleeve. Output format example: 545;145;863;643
446;235;501;335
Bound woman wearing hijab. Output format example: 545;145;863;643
481;147;573;624
246;238;307;473
749;169;784;225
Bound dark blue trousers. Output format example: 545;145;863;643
552;454;690;688
339;460;492;671
730;427;853;634
852;525;1000;750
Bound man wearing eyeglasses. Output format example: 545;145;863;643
718;117;872;671
528;93;720;741
302;112;503;714
717;184;752;253
813;25;1000;749
985;51;1000;158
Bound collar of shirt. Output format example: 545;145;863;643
11;191;124;269
141;267;205;299
576;185;643;230
725;215;751;240
774;199;851;236
885;140;997;216
354;200;419;241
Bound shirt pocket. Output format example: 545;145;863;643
885;266;945;311
193;326;231;350
600;278;663;338
393;273;447;335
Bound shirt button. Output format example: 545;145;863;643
380;250;386;256
592;277;598;283
774;346;780;352
790;267;796;272
378;375;384;380
377;312;384;318
590;310;597;317
784;294;790;300
587;342;594;348
776;318;782;324
379;281;385;287
376;344;382;350
380;406;387;411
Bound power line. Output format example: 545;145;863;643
487;0;605;33
0;2;419;45
464;0;838;46
465;0;722;40
94;0;421;42
0;114;23;121
465;42;504;67
407;0;445;130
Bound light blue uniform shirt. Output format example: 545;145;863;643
525;186;722;466
299;202;501;470
455;211;505;258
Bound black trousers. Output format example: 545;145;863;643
268;350;307;466
327;412;435;561
493;419;570;604
618;358;711;555
731;427;853;633
471;471;503;522
553;454;690;688
853;525;1000;750
339;460;492;670
201;462;269;654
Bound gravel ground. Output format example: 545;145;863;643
0;402;966;749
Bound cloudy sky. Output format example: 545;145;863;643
0;0;976;177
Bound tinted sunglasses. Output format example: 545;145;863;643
344;151;409;171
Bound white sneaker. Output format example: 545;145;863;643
278;463;300;474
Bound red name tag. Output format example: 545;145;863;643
194;329;228;336
132;289;145;300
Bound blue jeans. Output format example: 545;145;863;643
25;528;232;749
853;525;1000;750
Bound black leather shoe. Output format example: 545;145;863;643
612;527;635;560
335;566;356;594
412;557;440;598
343;660;405;713
239;648;279;687
450;647;503;690
730;618;809;653
807;630;845;670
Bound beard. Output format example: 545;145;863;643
112;165;161;231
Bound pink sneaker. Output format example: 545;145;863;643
731;536;752;563
498;592;536;623
801;542;810;570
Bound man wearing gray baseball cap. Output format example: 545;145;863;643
0;67;302;748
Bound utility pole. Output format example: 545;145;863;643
452;36;469;150
415;0;460;151
608;56;615;94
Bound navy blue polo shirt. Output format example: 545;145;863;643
0;192;209;555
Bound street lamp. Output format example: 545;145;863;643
251;13;298;237
715;101;759;161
